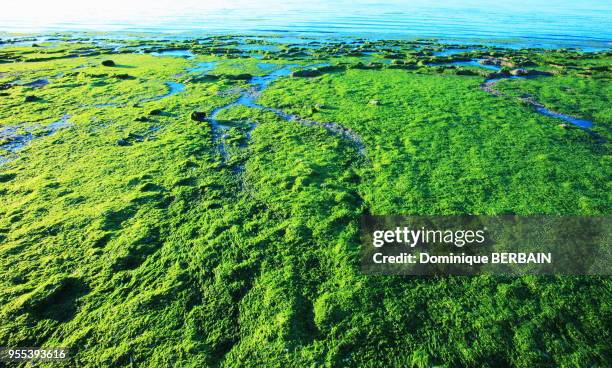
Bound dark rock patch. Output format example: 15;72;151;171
0;173;17;182
191;111;207;122
185;74;220;83
291;69;322;78
224;73;252;81
509;68;528;76
116;133;145;146
113;73;134;80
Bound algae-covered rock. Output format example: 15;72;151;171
191;111;207;122
456;69;479;76
113;73;134;80
101;59;116;67
291;69;322;78
225;73;252;81
510;68;528;76
0;172;17;182
185;74;220;83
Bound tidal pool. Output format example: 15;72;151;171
139;82;186;103
428;60;501;71
187;61;217;74
208;63;364;161
0;115;71;164
150;49;195;58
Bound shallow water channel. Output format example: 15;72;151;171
482;74;594;128
208;64;365;160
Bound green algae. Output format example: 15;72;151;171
0;37;610;367
258;68;610;215
496;75;611;135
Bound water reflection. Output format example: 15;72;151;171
1;1;610;50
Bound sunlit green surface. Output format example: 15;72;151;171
0;37;610;367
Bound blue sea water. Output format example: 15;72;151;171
1;1;611;49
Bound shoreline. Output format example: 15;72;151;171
1;31;611;52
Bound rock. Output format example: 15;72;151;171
368;99;380;106
481;57;508;66
317;65;345;73
510;69;528;76
291;69;322;78
113;73;133;80
24;95;39;102
383;53;404;59
101;60;116;67
559;123;571;129
388;63;417;70
225;73;252;81
148;109;163;116
0;173;17;182
117;133;144;146
191;111;207;122
134;116;149;122
185;74;220;83
201;74;221;81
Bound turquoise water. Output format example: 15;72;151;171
1;1;611;49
